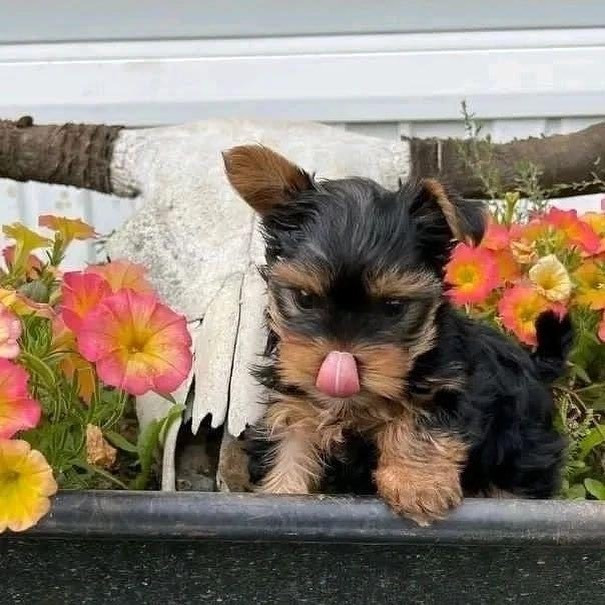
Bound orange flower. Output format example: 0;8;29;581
39;215;96;245
481;221;510;251
0;359;41;439
498;284;556;346
2;245;42;279
573;261;605;310
581;212;605;237
60;271;112;332
77;290;192;396
544;207;600;254
51;316;96;404
86;259;153;294
581;212;605;255
445;243;499;305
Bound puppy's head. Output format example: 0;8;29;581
223;145;486;403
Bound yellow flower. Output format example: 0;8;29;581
0;439;57;533
529;254;572;302
0;288;53;319
574;261;605;310
2;223;52;269
39;215;96;245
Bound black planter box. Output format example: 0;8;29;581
2;491;604;604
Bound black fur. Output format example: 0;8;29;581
242;174;570;498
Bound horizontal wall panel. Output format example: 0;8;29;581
2;30;605;124
1;1;605;43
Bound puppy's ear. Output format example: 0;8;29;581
223;145;314;215
410;179;487;268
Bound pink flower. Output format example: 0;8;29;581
77;290;192;396
0;360;41;439
60;271;112;332
0;306;21;359
86;259;153;294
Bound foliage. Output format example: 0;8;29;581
451;106;605;500
0;216;192;533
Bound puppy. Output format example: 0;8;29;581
223;145;571;525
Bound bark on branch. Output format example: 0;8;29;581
408;121;605;199
0;117;123;194
1;116;604;200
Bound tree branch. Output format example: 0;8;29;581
407;121;605;199
0;117;124;194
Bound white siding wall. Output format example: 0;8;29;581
2;3;604;267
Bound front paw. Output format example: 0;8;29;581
374;464;463;526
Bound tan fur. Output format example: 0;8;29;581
223;145;312;214
373;414;467;525
271;261;328;296
421;178;464;241
367;268;441;300
276;333;411;402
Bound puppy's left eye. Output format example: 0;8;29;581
382;298;408;317
293;289;319;310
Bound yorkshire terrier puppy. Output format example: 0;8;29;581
222;145;571;525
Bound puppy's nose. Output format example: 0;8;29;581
315;351;360;398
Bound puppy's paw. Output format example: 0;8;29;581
374;464;463;526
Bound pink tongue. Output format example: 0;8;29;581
315;351;360;398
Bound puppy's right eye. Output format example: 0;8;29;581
381;298;409;317
293;289;318;310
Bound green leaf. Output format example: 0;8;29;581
571;364;592;384
131;404;185;490
157;392;177;405
73;461;128;490
158;404;186;445
131;419;162;490
105;430;138;454
579;425;605;458
19;351;56;388
584;478;605;500
567;483;587;500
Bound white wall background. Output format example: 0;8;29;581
1;1;604;267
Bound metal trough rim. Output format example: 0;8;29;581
11;491;605;546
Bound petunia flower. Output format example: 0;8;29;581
444;243;500;305
498;284;557;346
77;289;192;396
2;245;43;279
39;215;96;246
0;306;21;359
0;359;41;439
51;316;96;404
86;259;153;294
60;271;112;332
581;212;605;256
573;261;605;310
544;208;600;254
2;223;52;269
581;212;605;237
529;254;572;303
481;221;510;251
0;288;53;320
0;439;57;533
